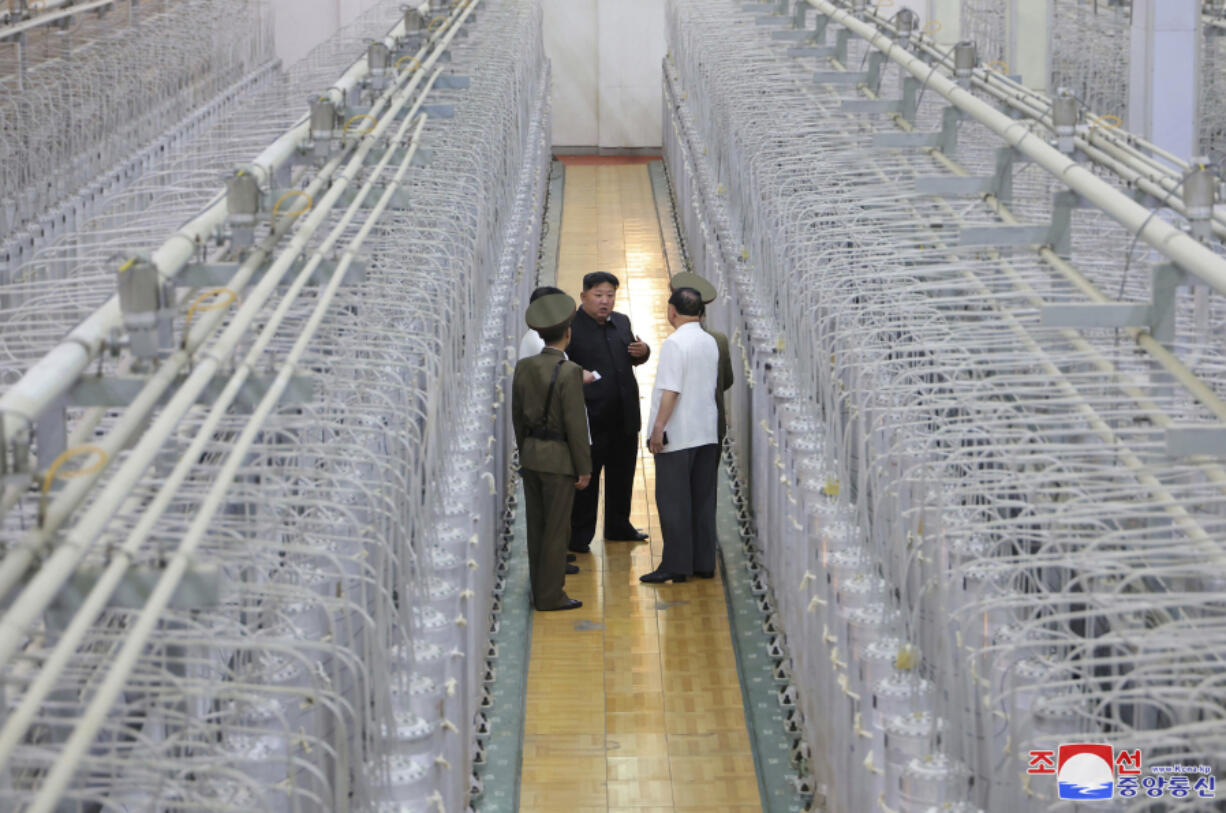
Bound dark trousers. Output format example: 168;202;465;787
522;469;575;610
569;427;639;550
654;444;720;576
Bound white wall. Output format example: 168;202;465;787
271;0;388;67
545;0;599;145
544;0;666;149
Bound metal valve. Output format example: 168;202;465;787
368;41;391;86
895;9;919;47
309;96;337;158
404;6;426;32
226;170;260;224
1051;88;1078;155
954;41;977;87
225;169;261;249
117;256;174;360
368;41;391;73
310;96;337;141
1183;159;1218;243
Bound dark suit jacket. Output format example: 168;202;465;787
512;348;593;477
565;308;649;435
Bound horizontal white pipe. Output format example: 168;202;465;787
25;95;441;813
809;0;1226;298
0;1;465;686
0;9;412;448
0;91;434;793
0;0;114;37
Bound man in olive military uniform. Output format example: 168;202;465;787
512;293;593;611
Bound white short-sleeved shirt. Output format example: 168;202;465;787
518;329;546;360
647;321;718;452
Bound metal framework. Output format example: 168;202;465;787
666;0;1226;810
0;0;550;809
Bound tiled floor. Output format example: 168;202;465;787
519;158;761;812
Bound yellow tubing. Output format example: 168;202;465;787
343;113;379;137
39;445;108;528
271;189;313;219
395;55;422;73
184;288;239;329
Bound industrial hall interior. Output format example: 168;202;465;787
5;0;1226;810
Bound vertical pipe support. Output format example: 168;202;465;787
1128;0;1201;162
1006;0;1051;92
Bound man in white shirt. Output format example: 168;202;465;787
640;287;720;583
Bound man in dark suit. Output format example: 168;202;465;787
564;271;651;553
512;293;592;611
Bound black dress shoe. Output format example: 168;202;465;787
566;563;580;575
605;528;648;542
566;553;577;562
568;545;591;554
639;569;687;583
538;598;583;611
694;570;715;579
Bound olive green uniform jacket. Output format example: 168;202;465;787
512;348;593;477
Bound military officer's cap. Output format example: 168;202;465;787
670;272;718;304
525;292;577;331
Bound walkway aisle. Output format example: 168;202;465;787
518;157;762;812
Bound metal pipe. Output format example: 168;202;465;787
0;0;471;697
808;0;1226;298
0;0;114;37
25;99;437;813
0;6;416;461
0;91;435;785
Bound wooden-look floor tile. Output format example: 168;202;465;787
671;779;764;808
522;733;606;759
521;755;608;785
666;730;755;758
606;756;673;782
607;779;677;807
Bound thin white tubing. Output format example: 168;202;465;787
0;79;435;774
808;0;1226;297
0;0;114;37
0;6;415;446
0;151;349;604
0;3;470;670
25;105;433;813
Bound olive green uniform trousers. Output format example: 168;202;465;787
521;468;576;610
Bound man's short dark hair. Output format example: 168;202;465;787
538;323;569;344
583;271;620;291
529;285;563;303
668;287;704;317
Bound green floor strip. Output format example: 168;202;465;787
536;160;565;287
719;460;810;813
646;159;687;279
473;482;531;812
476;161;564;810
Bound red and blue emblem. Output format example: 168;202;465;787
1058;744;1116;800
